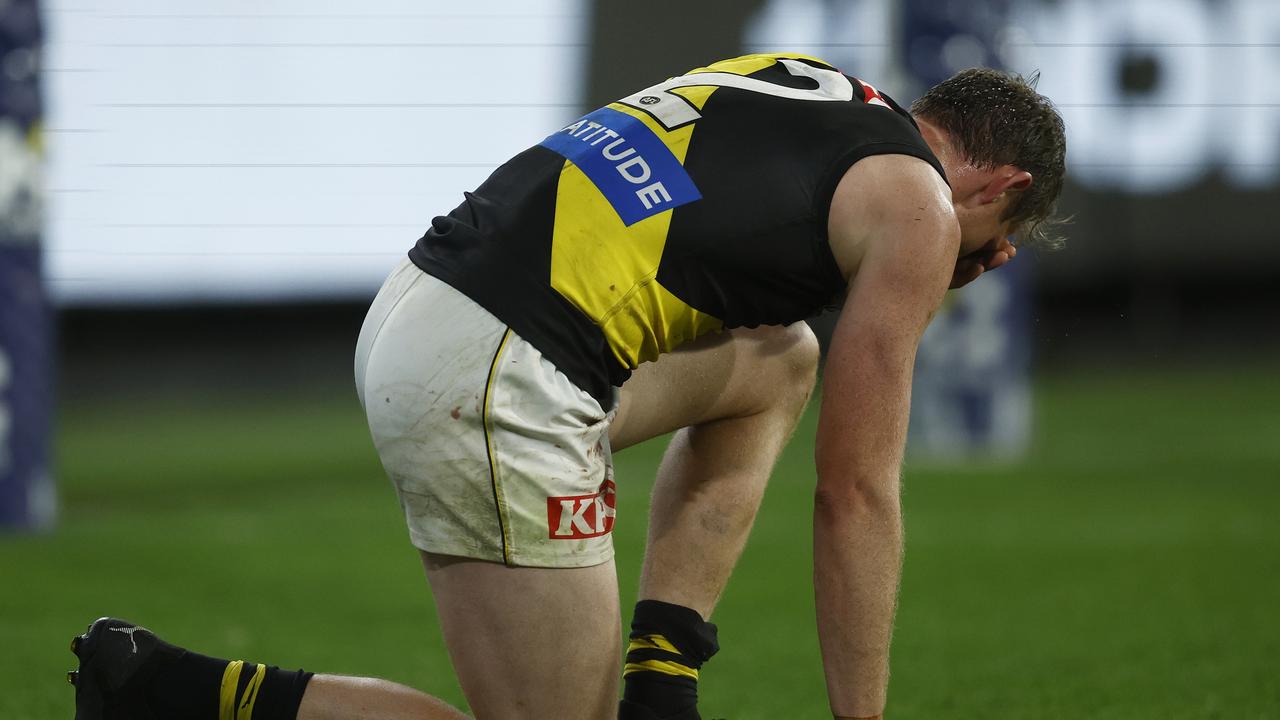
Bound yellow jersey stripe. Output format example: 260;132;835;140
688;53;779;77
689;52;834;76
551;88;722;368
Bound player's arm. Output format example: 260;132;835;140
815;155;959;719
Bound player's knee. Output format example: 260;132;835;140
783;321;821;384
743;322;819;416
779;322;820;413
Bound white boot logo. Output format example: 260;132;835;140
108;626;139;654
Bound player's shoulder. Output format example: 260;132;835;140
827;154;958;280
834;153;951;213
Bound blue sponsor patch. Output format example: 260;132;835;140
539;107;701;226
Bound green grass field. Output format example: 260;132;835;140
2;364;1278;719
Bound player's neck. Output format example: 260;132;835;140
912;117;962;175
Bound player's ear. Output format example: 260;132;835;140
980;165;1033;205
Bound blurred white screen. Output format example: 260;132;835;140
44;1;588;304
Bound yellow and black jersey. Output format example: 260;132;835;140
409;53;946;406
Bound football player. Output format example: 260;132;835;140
70;54;1065;720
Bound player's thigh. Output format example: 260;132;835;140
610;323;820;452
423;552;621;720
359;264;624;717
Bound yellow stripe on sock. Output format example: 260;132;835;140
219;661;244;720
236;663;267;720
627;634;680;654
624;659;699;681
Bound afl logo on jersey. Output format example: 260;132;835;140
540;107;702;226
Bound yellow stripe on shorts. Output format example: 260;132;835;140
482;328;515;564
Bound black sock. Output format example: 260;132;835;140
145;645;314;720
621;600;719;720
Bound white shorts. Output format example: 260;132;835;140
354;260;619;568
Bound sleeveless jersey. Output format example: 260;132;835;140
409;53;946;407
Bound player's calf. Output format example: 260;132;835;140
614;324;819;720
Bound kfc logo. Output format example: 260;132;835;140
548;480;616;539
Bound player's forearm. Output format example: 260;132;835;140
813;479;903;718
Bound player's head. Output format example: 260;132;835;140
911;68;1067;254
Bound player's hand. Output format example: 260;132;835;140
949;236;1016;289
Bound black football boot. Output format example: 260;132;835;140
68;617;177;720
